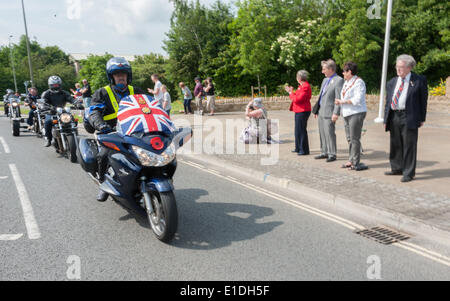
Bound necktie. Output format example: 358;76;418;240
391;78;405;110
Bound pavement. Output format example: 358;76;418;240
170;107;450;243
0;115;449;280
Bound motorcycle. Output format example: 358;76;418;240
38;99;80;162
77;94;192;242
6;94;27;137
32;99;51;138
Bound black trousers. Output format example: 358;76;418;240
294;111;310;154
389;110;418;178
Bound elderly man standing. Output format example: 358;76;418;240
383;54;428;183
312;59;344;162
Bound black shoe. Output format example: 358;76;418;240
315;154;327;159
96;190;108;202
298;152;309;156
326;156;336;162
400;176;413;183
44;140;51;147
384;170;402;176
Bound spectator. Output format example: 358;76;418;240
147;74;164;102
312;59;344;162
286;70;312;156
179;82;193;114
204;77;215;116
161;85;172;116
193;77;204;115
70;83;82;97
335;61;368;171
80;79;92;108
383;54;428;183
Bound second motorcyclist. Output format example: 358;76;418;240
25;87;40;131
41;76;74;147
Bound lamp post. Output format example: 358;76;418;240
8;35;18;92
374;0;393;123
21;0;35;88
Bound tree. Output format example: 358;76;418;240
77;54;113;91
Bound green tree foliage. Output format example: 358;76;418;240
0;36;76;95
164;0;448;96
77;54;113;91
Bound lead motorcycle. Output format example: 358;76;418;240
77;94;192;242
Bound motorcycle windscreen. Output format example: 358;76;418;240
116;94;176;137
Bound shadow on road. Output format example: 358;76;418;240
116;188;283;250
171;188;283;250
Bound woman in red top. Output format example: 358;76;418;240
286;70;312;155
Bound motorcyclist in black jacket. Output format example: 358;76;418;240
88;57;144;202
41;76;74;147
25;87;40;130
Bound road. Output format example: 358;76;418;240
0;116;449;280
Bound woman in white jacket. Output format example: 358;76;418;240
335;61;368;171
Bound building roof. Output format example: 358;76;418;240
68;53;136;62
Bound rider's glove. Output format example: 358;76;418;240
99;124;112;134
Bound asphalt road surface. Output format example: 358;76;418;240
0;116;449;280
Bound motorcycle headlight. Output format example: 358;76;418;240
131;143;176;167
56;107;63;114
12;102;18;107
60;113;72;123
65;106;71;113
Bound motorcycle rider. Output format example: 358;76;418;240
3;89;15;116
88;57;144;202
25;87;40;130
41;76;74;147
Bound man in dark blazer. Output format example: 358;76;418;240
383;54;428;183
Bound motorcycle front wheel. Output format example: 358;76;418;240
66;135;78;163
145;191;178;243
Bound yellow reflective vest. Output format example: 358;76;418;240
103;85;135;121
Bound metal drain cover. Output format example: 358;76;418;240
356;227;410;245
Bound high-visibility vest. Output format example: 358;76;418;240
103;85;135;121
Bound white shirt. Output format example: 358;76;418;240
340;76;367;117
153;80;163;101
392;72;411;110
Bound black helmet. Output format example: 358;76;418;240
106;57;132;85
48;75;62;92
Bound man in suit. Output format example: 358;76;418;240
383;54;428;183
312;59;344;162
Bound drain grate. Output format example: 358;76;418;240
355;227;410;245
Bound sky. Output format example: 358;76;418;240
0;0;234;56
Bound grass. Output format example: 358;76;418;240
170;100;185;115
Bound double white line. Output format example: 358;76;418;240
180;159;450;268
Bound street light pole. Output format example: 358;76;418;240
8;35;18;92
374;0;393;123
21;0;35;88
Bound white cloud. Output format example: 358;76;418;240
102;0;173;36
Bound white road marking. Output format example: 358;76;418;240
9;164;41;239
180;159;450;268
0;136;11;153
0;234;23;241
0;176;8;180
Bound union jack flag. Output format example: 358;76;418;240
117;94;175;136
